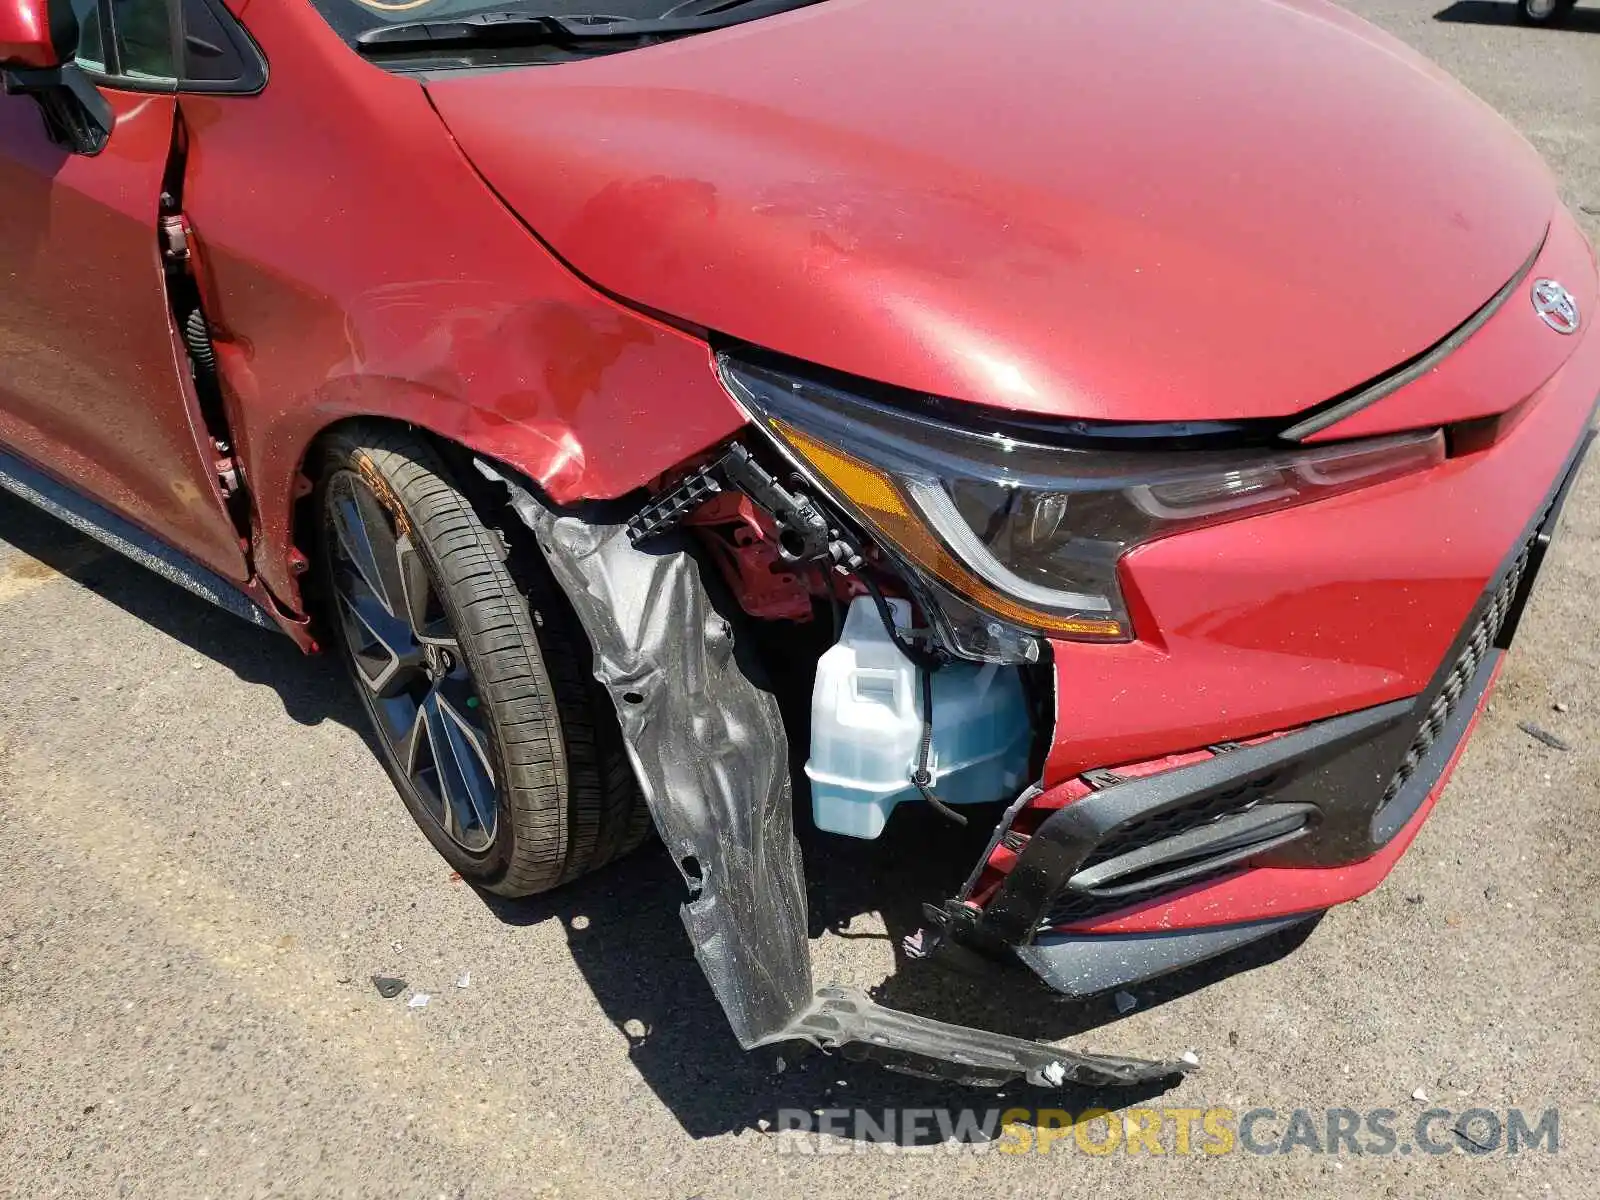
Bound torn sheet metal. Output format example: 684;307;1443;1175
482;463;812;1047
787;986;1187;1088
479;461;1189;1089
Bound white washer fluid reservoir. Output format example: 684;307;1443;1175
806;596;1032;839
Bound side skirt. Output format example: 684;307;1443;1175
0;446;277;631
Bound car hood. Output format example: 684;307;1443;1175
426;0;1554;423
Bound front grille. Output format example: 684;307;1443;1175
1379;544;1528;806
1040;769;1284;927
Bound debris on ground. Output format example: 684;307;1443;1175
902;928;931;960
371;976;406;999
1405;893;1424;906
1412;1087;1429;1102
1552;702;1569;713
1454;1117;1494;1151
774;1055;787;1074
455;971;472;989
1518;722;1571;751
1228;1030;1240;1047
1180;1050;1201;1067
1114;990;1138;1014
407;993;431;1009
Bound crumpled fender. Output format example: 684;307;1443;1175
479;460;1189;1088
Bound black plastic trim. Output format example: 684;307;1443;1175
1496;426;1595;649
974;700;1414;949
717;338;1289;452
1367;427;1595;840
176;0;268;96
0;447;275;629
75;0;267;97
1019;915;1316;998
1369;651;1500;845
968;401;1596;956
1065;802;1318;898
1281;234;1547;441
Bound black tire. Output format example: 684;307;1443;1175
313;423;650;896
1516;0;1577;24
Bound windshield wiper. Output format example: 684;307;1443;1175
355;1;814;54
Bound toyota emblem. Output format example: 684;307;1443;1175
1531;278;1580;335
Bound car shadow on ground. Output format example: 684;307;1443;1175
3;492;1315;1141
1435;1;1600;32
0;490;365;731
481;806;1319;1142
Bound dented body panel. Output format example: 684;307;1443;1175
0;0;1596;1088
0;87;250;579
427;0;1554;426
177;2;744;613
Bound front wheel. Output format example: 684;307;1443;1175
314;424;650;896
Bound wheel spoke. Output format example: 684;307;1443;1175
436;689;496;797
402;701;428;779
402;701;453;841
335;589;424;697
395;534;458;648
421;687;496;850
330;482;402;617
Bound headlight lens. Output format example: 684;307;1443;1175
721;356;1445;662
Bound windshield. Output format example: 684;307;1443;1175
311;0;812;55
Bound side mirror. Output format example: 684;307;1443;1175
0;0;114;156
0;0;70;69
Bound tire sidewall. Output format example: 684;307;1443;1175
314;451;528;889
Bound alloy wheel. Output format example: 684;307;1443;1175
325;473;499;853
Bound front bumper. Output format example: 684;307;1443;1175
949;318;1600;994
485;208;1598;1084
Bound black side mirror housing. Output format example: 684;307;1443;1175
0;0;114;156
4;62;114;155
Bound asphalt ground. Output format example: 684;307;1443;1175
1;2;1598;1196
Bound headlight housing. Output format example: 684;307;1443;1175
721;356;1445;663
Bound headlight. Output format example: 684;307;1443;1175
720;355;1445;662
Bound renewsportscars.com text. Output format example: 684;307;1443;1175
775;1106;1559;1156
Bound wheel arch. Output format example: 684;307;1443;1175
275;404;578;633
233;315;745;624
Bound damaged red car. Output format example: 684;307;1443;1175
1;0;1594;1087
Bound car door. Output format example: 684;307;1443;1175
0;0;248;580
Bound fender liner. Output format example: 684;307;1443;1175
477;460;1189;1089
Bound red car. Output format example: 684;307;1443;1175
0;0;1593;1088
